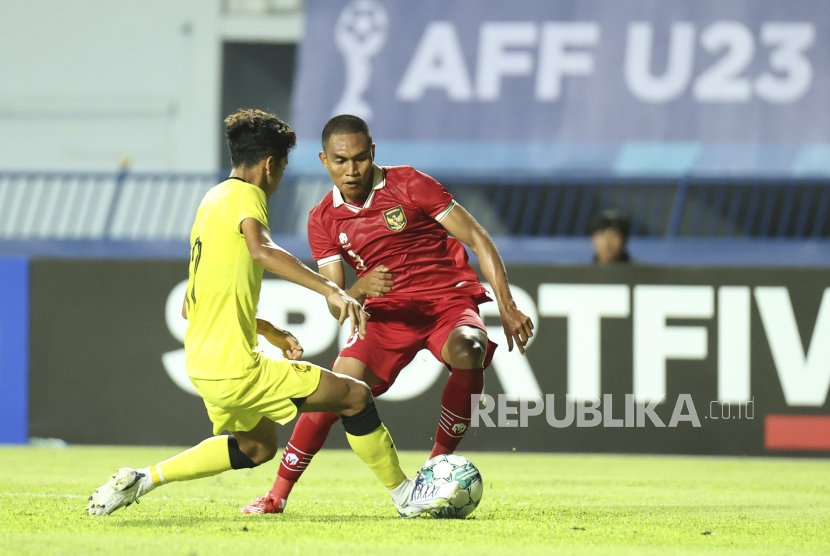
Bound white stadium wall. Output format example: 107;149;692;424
0;0;223;172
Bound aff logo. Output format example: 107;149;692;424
395;20;814;105
332;0;389;119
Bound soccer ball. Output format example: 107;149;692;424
419;454;483;518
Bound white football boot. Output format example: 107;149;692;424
87;467;156;516
391;474;461;518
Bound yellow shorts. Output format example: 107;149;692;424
190;358;322;435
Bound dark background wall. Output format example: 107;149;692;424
220;43;297;169
27;260;830;455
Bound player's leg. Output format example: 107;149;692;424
301;366;403;485
296;358;385;412
298;367;459;517
89;364;300;517
87;418;277;516
424;297;498;460
430;325;489;458
251;357;384;513
145;417;276;487
247;310;417;514
231;416;280;465
442;325;489;368
288;358;385;461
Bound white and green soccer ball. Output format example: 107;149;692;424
420;454;483;518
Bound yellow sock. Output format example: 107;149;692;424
346;424;407;490
150;436;232;485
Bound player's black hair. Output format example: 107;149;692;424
225;108;296;168
588;209;632;238
321;114;373;152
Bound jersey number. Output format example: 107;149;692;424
188;237;202;308
346;247;367;271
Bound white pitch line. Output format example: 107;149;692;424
0;492;237;502
0;492;87;499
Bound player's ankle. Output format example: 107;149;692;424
429;442;453;460
135;468;160;497
271;476;297;501
388;477;413;507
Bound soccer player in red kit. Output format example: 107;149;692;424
241;115;534;514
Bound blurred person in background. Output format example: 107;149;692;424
589;209;632;264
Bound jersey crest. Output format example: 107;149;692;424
383;205;407;232
291;363;313;373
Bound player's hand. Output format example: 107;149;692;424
498;300;534;355
355;265;394;298
326;289;369;340
261;324;304;360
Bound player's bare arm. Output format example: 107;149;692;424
241;217;368;339
318;262;348;317
256;318;304;360
439;204;534;354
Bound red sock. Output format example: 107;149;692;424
270;412;340;501
429;368;484;459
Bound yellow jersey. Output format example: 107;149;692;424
184;178;269;379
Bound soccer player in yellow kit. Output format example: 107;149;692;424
87;109;458;518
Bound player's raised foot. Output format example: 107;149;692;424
392;475;461;518
240;493;286;515
87;467;154;516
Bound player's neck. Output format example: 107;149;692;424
229;166;266;191
343;191;370;205
340;182;372;205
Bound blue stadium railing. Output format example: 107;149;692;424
443;177;830;239
1;171;829;242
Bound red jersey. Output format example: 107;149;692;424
307;165;490;307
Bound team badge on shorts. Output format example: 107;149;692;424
291;363;312;373
383;206;407;232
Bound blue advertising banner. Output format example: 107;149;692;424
0;257;29;444
292;0;830;176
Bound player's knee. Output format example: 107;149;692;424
467;338;487;365
231;436;275;467
250;442;278;465
341;380;372;417
451;335;487;369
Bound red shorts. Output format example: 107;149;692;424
338;296;497;396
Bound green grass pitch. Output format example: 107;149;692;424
1;446;828;556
